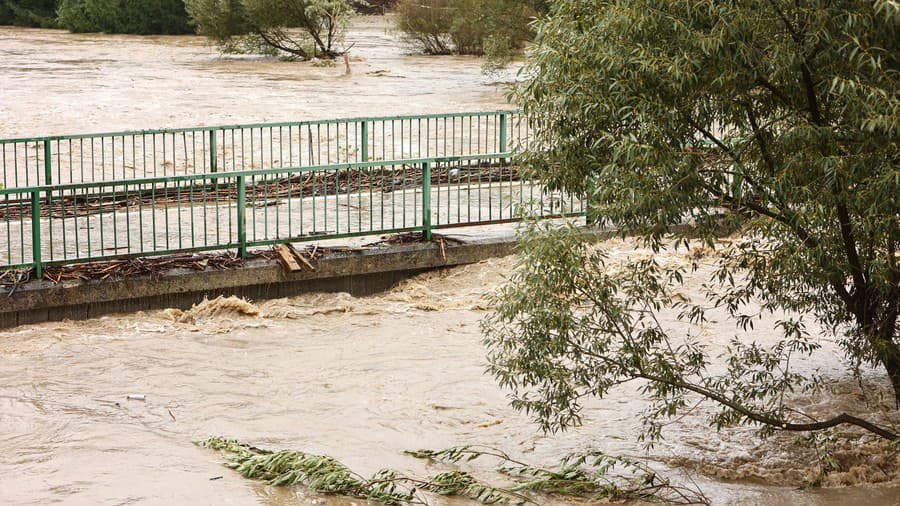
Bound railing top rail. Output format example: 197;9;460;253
0;109;523;145
0;152;513;195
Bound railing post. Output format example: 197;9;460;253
236;175;247;258
209;130;218;173
499;113;508;154
422;161;432;241
31;190;42;279
43;140;53;184
43;140;52;206
360;121;368;162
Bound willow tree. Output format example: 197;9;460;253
484;0;899;442
185;0;354;58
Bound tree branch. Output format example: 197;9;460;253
635;371;899;441
755;77;793;107
836;201;867;297
742;101;778;177
697;180;854;305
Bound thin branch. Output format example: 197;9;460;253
635;370;899;440
755;77;793;106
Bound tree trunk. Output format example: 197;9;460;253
875;331;900;408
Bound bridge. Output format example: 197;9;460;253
1;111;584;278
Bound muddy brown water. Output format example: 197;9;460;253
2;243;898;505
0;16;510;139
1;17;899;506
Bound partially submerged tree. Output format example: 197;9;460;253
484;0;899;443
394;0;544;56
185;0;355;59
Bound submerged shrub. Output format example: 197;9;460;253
394;0;542;56
185;0;355;59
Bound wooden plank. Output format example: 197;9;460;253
287;243;316;271
274;244;302;272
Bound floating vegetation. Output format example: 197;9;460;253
198;437;527;505
409;446;709;504
198;438;709;505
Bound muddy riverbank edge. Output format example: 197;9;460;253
2;228;613;328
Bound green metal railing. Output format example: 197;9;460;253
0;110;589;276
0;154;583;276
1;110;526;189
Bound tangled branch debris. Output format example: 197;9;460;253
1;232;464;287
0;162;520;220
364;231;463;247
0;251;270;290
198;438;709;505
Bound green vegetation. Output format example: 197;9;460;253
0;0;57;27
185;0;355;59
394;0;545;56
56;0;192;34
199;437;707;504
484;0;900;444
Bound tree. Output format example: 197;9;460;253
56;0;193;34
394;0;544;56
0;0;58;27
483;0;899;443
185;0;355;59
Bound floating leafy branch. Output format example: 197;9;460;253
407;445;709;504
198;437;530;505
199;438;707;505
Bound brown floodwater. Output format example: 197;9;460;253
0;16;511;139
2;242;898;505
1;16;899;506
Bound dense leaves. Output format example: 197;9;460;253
394;0;544;56
56;0;193;34
485;0;899;440
0;0;58;27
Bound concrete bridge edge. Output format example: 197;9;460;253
0;235;530;328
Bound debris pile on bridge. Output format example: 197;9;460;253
2;231;467;288
0;161;521;221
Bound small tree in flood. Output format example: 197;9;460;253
394;0;545;56
483;0;899;444
185;0;355;59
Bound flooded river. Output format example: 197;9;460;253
0;16;510;139
2;242;898;505
1;16;899;506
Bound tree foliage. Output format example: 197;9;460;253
185;0;355;58
484;0;899;442
394;0;544;56
56;0;193;34
0;0;58;27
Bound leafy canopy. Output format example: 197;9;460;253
484;0;899;441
